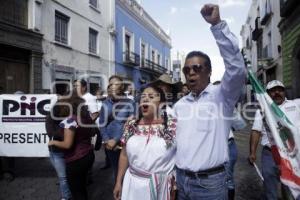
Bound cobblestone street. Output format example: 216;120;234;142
0;124;268;200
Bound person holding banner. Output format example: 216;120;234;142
249;80;300;200
48;92;95;200
46;100;72;200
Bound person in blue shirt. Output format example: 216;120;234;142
98;75;135;181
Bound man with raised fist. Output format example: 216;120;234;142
174;4;246;200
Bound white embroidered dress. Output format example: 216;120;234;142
121;118;177;200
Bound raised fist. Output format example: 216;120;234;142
201;4;221;26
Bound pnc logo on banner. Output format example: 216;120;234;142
2;96;50;116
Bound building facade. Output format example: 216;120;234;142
172;60;181;83
241;0;282;87
115;0;172;90
39;0;114;94
0;0;43;94
279;0;300;98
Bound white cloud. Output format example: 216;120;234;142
169;7;178;15
223;17;235;24
218;0;247;8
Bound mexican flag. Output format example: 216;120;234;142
248;70;300;198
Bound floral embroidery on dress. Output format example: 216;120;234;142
161;117;177;148
121;117;177;148
121;119;137;145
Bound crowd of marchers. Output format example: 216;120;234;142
1;3;300;200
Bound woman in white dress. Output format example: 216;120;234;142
113;85;177;200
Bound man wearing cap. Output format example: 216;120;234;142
249;80;300;199
173;4;246;199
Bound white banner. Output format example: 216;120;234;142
0;94;57;157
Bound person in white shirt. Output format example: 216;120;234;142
174;4;246;199
73;79;99;121
249;80;300;200
124;83;135;101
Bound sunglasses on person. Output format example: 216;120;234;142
182;64;205;74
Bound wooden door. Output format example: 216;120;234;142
0;60;29;94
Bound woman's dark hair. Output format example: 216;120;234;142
74;79;87;88
140;84;166;104
53;91;90;121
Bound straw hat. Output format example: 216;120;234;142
151;74;178;85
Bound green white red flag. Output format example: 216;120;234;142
249;70;300;198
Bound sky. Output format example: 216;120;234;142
139;0;252;82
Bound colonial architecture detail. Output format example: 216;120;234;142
115;0;172;90
241;0;282;85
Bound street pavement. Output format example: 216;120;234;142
0;124;267;200
0;149;115;200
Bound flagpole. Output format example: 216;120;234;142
253;162;264;181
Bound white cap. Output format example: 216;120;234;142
266;80;285;90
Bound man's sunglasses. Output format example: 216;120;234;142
182;64;205;74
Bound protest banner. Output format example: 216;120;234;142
0;94;57;157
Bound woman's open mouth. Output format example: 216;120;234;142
141;105;149;113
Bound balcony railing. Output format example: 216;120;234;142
123;51;140;66
141;59;166;74
252;17;263;41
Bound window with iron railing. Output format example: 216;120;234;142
125;34;131;60
55;11;69;44
141;43;146;67
157;54;161;65
89;28;98;54
151;50;155;63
